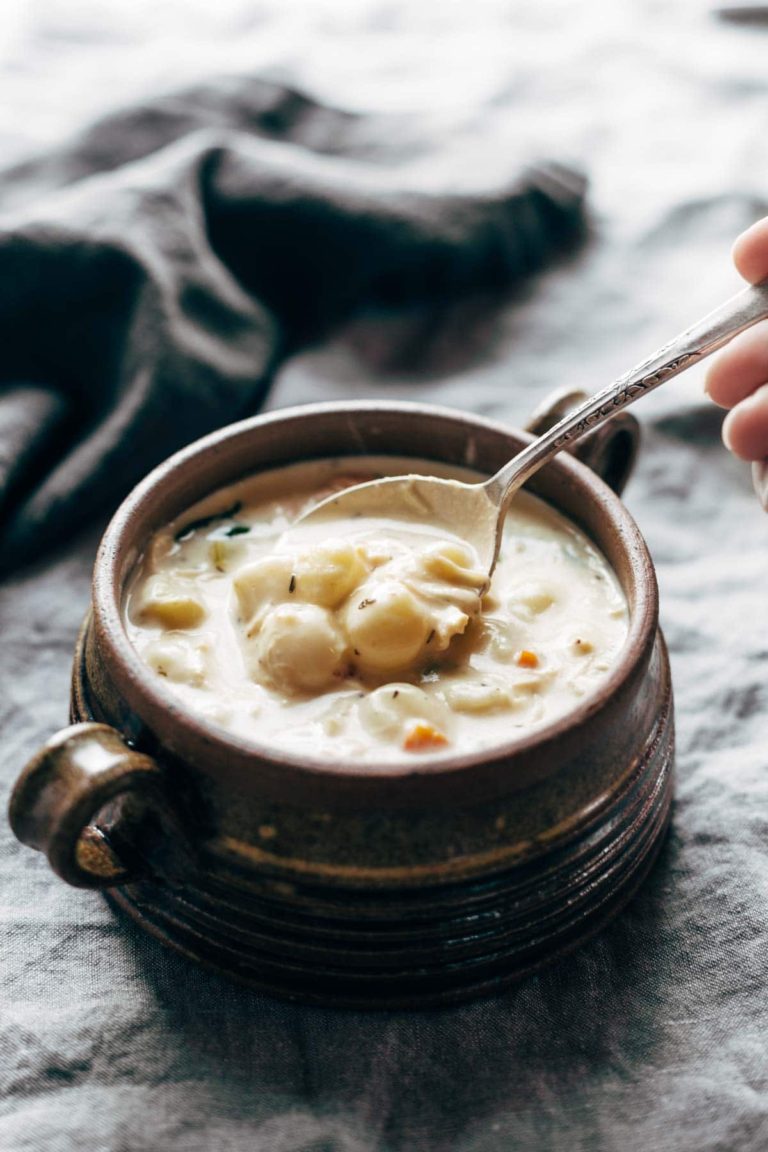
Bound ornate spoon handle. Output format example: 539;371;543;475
487;283;768;509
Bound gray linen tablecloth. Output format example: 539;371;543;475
1;2;767;1149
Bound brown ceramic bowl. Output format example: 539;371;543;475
9;399;673;1008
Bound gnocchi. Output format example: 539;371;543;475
124;457;629;762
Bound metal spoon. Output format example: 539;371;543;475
298;283;768;579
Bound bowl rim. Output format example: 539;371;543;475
91;399;659;796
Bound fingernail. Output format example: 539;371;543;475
752;460;768;510
722;409;735;450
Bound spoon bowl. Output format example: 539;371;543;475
289;472;501;572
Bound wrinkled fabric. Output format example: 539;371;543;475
2;3;768;1151
0;75;583;571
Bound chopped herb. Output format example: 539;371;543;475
393;690;399;698
175;501;243;541
358;598;376;609
426;629;435;645
225;524;251;537
289;574;297;593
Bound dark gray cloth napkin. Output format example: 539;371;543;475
0;76;585;572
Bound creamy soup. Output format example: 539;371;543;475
124;458;628;762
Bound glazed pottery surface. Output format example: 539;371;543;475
9;400;674;1007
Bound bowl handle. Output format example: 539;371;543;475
525;386;640;496
8;722;192;889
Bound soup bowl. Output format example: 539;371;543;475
9;399;672;1008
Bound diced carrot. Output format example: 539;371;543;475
403;721;449;751
516;649;539;668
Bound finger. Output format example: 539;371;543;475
704;318;768;408
722;381;768;460
733;216;768;285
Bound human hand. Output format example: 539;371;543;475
705;218;768;509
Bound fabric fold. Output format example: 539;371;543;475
0;78;586;571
